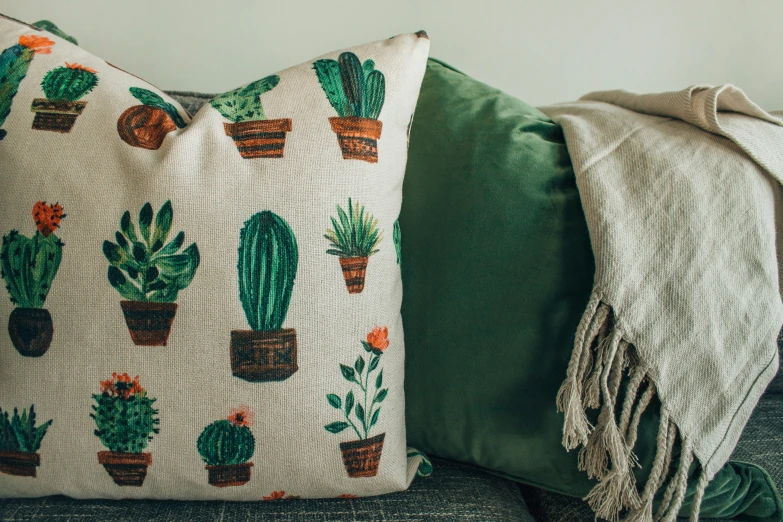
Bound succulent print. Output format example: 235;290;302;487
325;199;382;294
0;405;53;478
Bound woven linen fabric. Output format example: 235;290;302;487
0;13;430;500
538;86;783;521
0;457;537;522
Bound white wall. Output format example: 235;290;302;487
2;0;781;110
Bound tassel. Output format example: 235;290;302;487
688;469;710;522
657;439;694;522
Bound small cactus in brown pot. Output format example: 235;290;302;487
31;63;98;133
325;199;382;294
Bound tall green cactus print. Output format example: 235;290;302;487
0;35;55;140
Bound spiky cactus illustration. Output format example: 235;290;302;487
197;414;255;466
313;53;385;120
41;63;98;101
313;52;386;162
231;212;299;381
91;374;159;454
0;35;55;140
210;75;280;123
238;211;298;331
1;202;65;309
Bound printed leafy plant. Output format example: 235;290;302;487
210;75;280;123
325;327;390;440
393;220;401;265
129;87;187;128
1;202;65;308
197;406;255;466
41;63;98;101
238;211;298;331
325;199;382;258
313;52;385;119
91;373;159;453
103;200;199;303
0;405;52;453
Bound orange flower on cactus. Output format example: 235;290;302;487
32;201;65;237
18;35;55;54
366;326;389;354
65;62;97;73
263;491;286;501
101;373;144;398
227;405;254;427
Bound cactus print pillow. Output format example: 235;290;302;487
0;13;430;500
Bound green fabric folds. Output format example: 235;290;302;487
402;58;782;521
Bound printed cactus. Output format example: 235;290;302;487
41;63;98;101
103;200;199;303
313;52;385;119
1;202;65;308
393;220;401;265
91;373;159;453
238;212;298;331
197;407;255;466
31;20;78;45
0;35;55;139
210;75;280;123
0;405;52;453
129;87;187;128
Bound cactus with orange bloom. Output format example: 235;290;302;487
0;35;55;139
32;61;99;133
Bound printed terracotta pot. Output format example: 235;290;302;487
329;117;382;163
230;328;297;382
98;451;151;487
30;99;86;133
117;105;177;150
8;307;53;357
206;462;253;487
119;301;178;346
339;433;385;478
0;451;40;477
338;257;369;294
223;118;292;159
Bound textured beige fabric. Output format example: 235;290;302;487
540;87;783;521
0;15;429;500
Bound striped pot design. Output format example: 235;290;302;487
206;462;253;487
119;301;178;346
339;433;385;478
339;256;369;294
230;328;298;382
30;99;86;133
329;117;382;163
0;451;40;477
223;118;292;159
98;451;151;487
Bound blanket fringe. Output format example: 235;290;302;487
560;296;713;522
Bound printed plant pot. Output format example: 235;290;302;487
338;257;369;294
119;301;178;346
8;307;53;357
30;98;86;133
98;451;151;487
230;328;298;382
0;451;40;477
223;118;292;159
339;433;385;478
206;462;254;487
117;105;177;150
329;116;383;163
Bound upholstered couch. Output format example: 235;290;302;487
1;92;779;522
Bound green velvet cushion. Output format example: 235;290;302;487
401;58;783;521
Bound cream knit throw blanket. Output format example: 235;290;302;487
539;86;783;522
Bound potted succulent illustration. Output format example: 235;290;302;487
325;199;382;294
324;326;390;478
0;35;55;140
197;406;255;487
31;62;98;133
210;74;292;159
103;200;199;346
1;202;65;357
0;405;52;478
117;87;187;150
313;52;385;163
231;211;299;382
91;373;159;487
